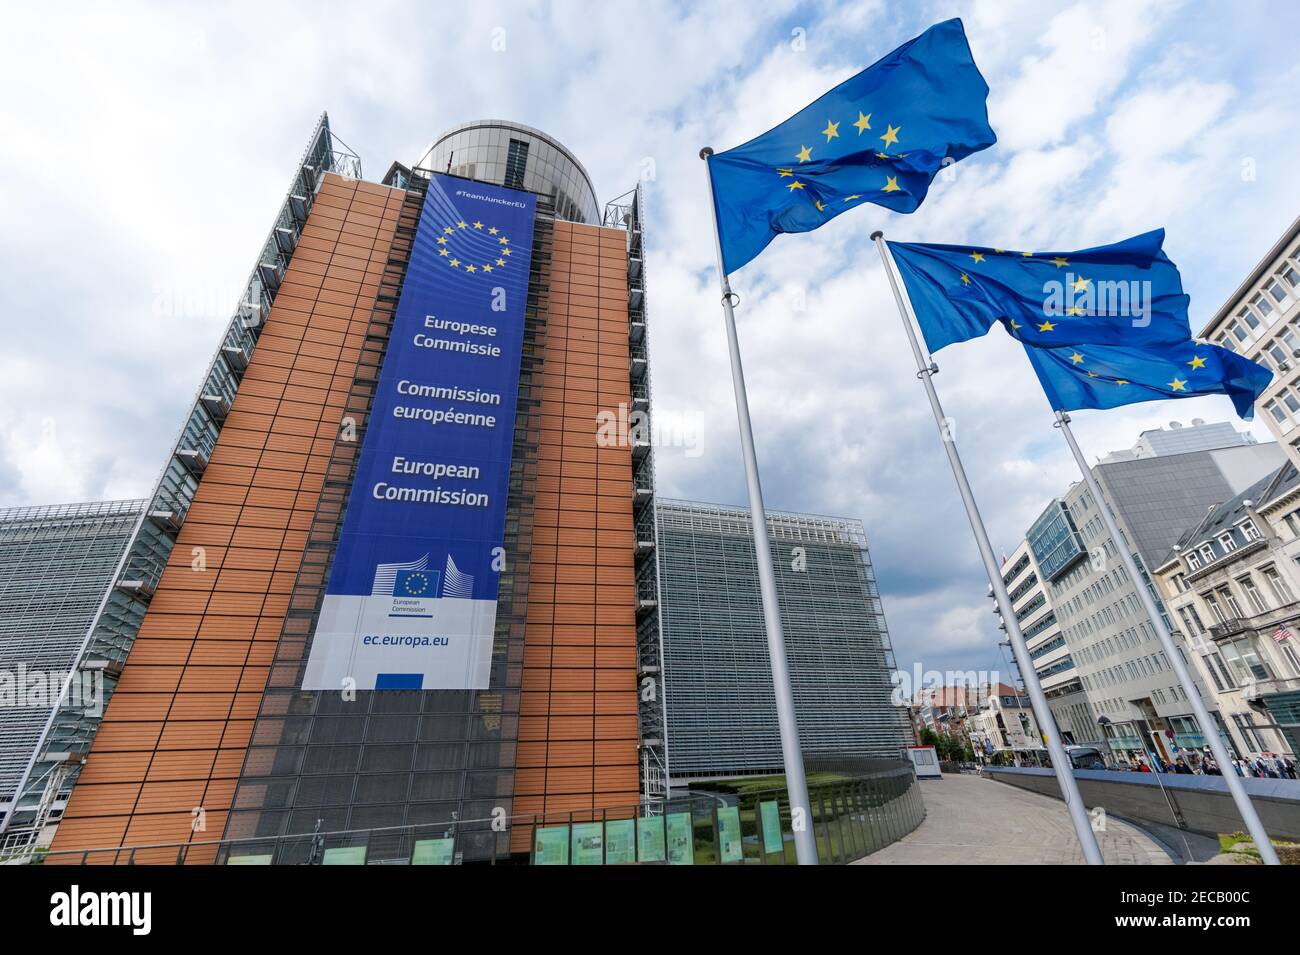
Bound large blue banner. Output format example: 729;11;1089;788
302;173;536;690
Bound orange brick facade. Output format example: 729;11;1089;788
51;176;641;860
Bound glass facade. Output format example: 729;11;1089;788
1027;501;1086;582
655;500;910;779
0;500;145;823
417;121;600;225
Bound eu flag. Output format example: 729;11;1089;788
1021;339;1272;420
707;18;995;274
888;230;1193;353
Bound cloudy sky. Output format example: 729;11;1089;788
2;0;1298;683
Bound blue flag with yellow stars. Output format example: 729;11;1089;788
707;18;995;274
1021;339;1272;420
888;230;1194;353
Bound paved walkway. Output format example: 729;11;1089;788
857;775;1173;865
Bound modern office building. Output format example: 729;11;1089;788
999;421;1285;767
1202;215;1300;469
997;537;1099;748
0;500;146;849
1153;462;1300;758
1097;420;1256;464
44;114;662;863
653;499;911;781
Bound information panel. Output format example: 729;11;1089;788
666;812;694;865
571;822;604;866
759;800;784;855
533;826;569;865
716;805;743;863
636;815;666;863
302;174;537;691
604;818;636;865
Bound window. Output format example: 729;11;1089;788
1221;638;1272;683
1266;278;1288;304
1240;518;1262;541
1230;320;1249;343
1199;544;1216;565
1268;400;1289;425
1219;532;1237;553
1239;306;1261;330
503;138;529;190
1203;591;1226;624
1262;565;1295;603
1251;293;1274;319
1186;550;1202;571
1280;264;1300;290
1217;586;1244;618
1238;575;1268;614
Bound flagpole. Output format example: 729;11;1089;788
700;148;818;865
872;231;1105;865
1052;410;1280;865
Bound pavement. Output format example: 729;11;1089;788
856;774;1174;865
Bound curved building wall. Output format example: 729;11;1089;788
417;121;600;225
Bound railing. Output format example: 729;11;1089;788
1208;602;1300;641
21;765;923;866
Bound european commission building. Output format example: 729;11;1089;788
0;115;912;864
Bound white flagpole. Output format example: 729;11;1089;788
872;231;1105;865
700;148;817;865
1053;410;1280;865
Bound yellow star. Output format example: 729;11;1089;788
1038;320;1056;332
777;168;794;177
502;248;512;256
1067;306;1084;316
970;251;985;264
815;200;826;211
443;227;454;234
875;152;890;159
438;248;449;257
994;248;1005;254
436;236;448;245
822;119;840;141
1168;377;1187;392
843;194;861;202
496;258;506;267
960;273;971;285
483;264;493;273
466;264;477;273
1022;251;1033;257
1116;380;1129;386
879;124;901;149
1070;352;1084;364
1087;371;1098;378
488;227;499;235
796;144;813;163
472;221;483;229
853;111;872;134
788;180;806;191
499;237;510;245
1009;319;1022;331
1188;355;1207;369
449;258;460;267
883;175;901;193
1071;276;1091;293
456;220;467;228
1052;256;1068;268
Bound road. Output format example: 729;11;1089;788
857;774;1174;865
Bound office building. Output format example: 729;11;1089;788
1097;420;1255;464
997;538;1099;748
653;500;911;781
968;683;1044;763
44;115;661;863
999;421;1284;767
1201;215;1300;469
1153;462;1300;758
0;500;148;851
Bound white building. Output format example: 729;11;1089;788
1153;462;1300;759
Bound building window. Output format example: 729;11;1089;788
1238;575;1269;615
1262;565;1295;604
1218;532;1237;553
1240;518;1262;541
504;138;529;190
1266;277;1289;305
1251;293;1274;320
1280;264;1300;291
1203;591;1226;624
1221;637;1272;683
1186;551;1202;571
1199;544;1216;565
1217;586;1244;618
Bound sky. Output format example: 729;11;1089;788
2;0;1299;686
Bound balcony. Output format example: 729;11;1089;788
1207;602;1300;641
1243;675;1300;704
